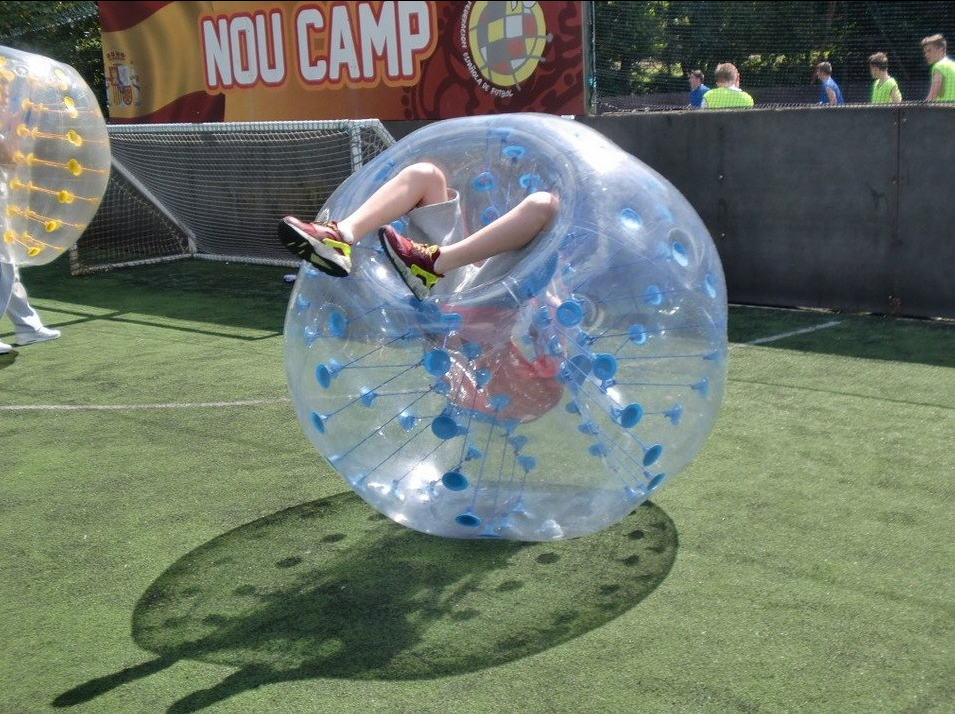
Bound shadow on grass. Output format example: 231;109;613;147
54;491;677;713
22;258;294;336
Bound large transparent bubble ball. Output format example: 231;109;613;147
0;46;110;267
284;114;728;541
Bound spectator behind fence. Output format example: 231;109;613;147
816;62;844;105
868;52;902;104
701;63;753;109
921;34;955;102
687;69;709;109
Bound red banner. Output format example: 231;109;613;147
98;1;586;123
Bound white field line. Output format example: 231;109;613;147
732;319;843;347
0;398;291;412
3;321;844;413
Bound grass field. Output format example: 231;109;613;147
2;257;954;714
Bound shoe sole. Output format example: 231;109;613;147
277;221;351;277
379;228;431;301
14;334;60;346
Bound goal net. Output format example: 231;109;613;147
69;120;396;275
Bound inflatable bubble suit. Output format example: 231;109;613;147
0;46;110;267
284;113;728;541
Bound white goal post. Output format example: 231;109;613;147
69;120;396;275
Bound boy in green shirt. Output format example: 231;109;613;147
921;34;955;102
701;63;754;109
868;52;902;104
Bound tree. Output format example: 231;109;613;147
0;1;105;114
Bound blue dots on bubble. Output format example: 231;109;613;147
629;324;648;345
473;172;496;192
399;410;417;430
643;285;664;306
643;444;663;466
556;300;583;327
481;206;501;226
616;403;643;428
359;387;377;407
456;512;482;528
620;208;643;231
648;472;667;491
592;353;618;381
502;145;526;161
519;173;542;192
431;415;459;440
671;241;689;267
423;349;451;376
303;326;319;346
327;310;347;337
442;470;469;491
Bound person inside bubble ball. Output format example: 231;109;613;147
278;161;559;301
0;73;61;355
280;161;564;423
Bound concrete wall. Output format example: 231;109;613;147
386;105;954;320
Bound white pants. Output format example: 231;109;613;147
1;261;45;335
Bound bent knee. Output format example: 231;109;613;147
404;161;447;186
526;191;560;224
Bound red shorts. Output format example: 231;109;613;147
439;305;563;424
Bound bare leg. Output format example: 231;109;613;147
338;162;448;243
433;192;559;274
279;162;449;277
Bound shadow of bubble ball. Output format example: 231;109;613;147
0;46;110;266
284;113;727;541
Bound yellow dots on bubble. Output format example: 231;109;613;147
67;159;82;176
53;68;69;92
0;228;51;256
44;220;60;232
7;180;89;205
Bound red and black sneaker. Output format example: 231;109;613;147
379;225;444;300
278;216;352;277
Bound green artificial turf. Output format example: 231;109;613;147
1;260;953;714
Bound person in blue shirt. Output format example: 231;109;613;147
816;62;844;105
687;69;709;109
